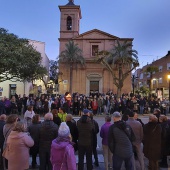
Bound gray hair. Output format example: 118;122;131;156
149;114;158;122
112;111;121;118
44;113;53;120
66;114;73;121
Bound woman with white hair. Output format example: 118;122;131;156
50;122;76;170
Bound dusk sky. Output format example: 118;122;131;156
1;0;170;68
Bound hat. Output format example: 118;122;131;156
58;122;70;137
112;111;121;118
83;109;92;114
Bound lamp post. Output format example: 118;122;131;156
132;75;138;95
168;74;170;102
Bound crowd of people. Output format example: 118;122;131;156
0;92;169;116
0;92;170;170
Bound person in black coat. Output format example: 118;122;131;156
143;115;162;170
134;112;144;127
66;114;78;151
52;109;61;126
159;115;170;168
39;113;58;170
27;114;41;169
0;114;6;168
153;108;161;122
89;112;99;167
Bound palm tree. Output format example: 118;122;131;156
145;65;159;95
97;40;139;97
59;41;85;94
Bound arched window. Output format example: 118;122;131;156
67;16;72;30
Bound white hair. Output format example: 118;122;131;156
44;113;53;120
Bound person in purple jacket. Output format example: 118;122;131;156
50;122;76;170
100;116;113;170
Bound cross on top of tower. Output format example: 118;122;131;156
66;0;75;6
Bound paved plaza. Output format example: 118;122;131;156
26;115;170;170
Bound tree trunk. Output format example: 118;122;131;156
117;87;122;98
69;64;73;94
117;64;122;98
149;73;153;96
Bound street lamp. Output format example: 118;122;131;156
132;75;138;95
168;74;170;102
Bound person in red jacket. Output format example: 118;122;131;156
91;98;98;116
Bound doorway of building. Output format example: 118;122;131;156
90;81;99;95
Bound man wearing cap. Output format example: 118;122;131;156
108;111;136;170
77;109;94;170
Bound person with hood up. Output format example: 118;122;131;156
77;109;94;170
50;122;76;170
3;122;34;170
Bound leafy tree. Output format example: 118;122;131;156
139;86;150;96
49;60;59;83
0;28;47;82
97;40;139;97
145;65;159;94
59;41;85;93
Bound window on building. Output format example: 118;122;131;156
92;45;99;56
147;73;150;78
153;80;156;84
67;16;72;30
159;66;163;72
140;73;143;79
159;78;162;84
167;63;170;70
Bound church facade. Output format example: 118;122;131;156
58;0;132;95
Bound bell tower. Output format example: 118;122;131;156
58;0;82;40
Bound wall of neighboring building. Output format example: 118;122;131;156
0;40;49;98
136;51;170;98
0;81;24;99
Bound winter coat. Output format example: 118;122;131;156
53;116;61;126
91;101;98;110
100;122;112;145
126;118;143;145
28;122;41;154
160;121;170;156
58;113;67;122
0;120;5;148
39;120;58;151
66;121;78;151
77;115;94;146
108;120;135;159
6;131;34;170
0;101;6;114
91;119;99;147
50;138;76;170
143;122;162;160
3;123;16;149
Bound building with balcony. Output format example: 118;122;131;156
134;51;170;99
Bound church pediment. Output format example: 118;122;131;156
73;29;119;40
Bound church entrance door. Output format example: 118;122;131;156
90;81;99;94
